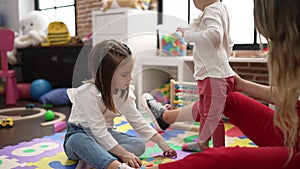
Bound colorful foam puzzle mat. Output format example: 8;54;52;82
0;116;256;169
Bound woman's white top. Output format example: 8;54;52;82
184;2;235;80
67;83;157;151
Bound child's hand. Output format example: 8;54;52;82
151;133;177;159
163;149;177;159
176;27;186;37
119;152;142;168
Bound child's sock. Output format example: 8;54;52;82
118;163;135;169
182;141;207;152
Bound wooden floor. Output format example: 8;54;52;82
0;96;71;148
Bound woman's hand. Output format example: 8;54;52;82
233;72;273;103
163;149;177;159
119;152;142;168
233;73;245;92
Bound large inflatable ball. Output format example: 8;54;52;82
30;79;52;100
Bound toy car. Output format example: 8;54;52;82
1;118;14;127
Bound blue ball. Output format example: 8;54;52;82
30;79;52;100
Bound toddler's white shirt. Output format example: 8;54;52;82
184;2;235;80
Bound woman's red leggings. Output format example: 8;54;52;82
159;92;300;169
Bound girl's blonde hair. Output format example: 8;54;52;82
88;39;132;114
254;0;300;162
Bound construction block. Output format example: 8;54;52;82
54;121;66;133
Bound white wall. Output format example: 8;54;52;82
18;0;34;21
0;0;33;31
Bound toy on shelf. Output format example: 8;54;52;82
14;11;47;49
161;32;186;56
169;79;198;109
42;21;71;46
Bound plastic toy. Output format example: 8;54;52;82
161;32;186;56
45;110;55;121
26;103;35;109
151;82;170;105
54;121;66;132
30;79;52;100
102;0;147;11
0;118;14;127
169;79;198;109
150;89;168;105
40;111;66;127
41;21;71;46
43;104;53;109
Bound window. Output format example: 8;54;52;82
221;0;267;49
35;0;76;36
160;0;267;50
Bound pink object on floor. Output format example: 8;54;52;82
54;121;66;132
17;83;31;99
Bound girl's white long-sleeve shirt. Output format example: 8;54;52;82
184;2;235;80
67;83;157;151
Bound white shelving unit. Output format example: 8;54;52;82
133;55;267;106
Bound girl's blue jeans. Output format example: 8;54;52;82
63;123;146;169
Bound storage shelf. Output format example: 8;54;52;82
134;55;267;107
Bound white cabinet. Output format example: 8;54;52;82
92;8;158;56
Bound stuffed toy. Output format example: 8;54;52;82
15;11;47;48
7;11;47;64
101;0;149;11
